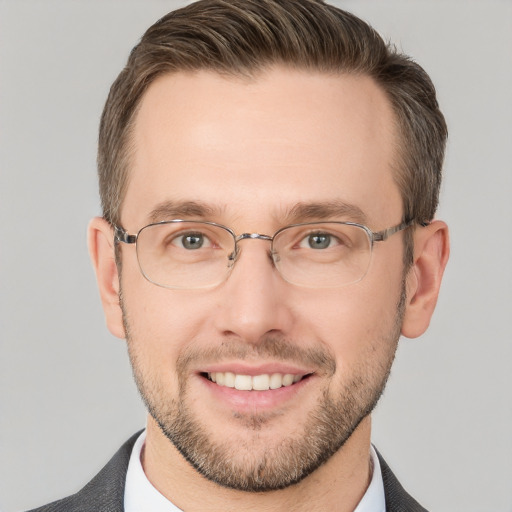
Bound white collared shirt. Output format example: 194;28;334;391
124;430;385;512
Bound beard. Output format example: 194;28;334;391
122;286;405;492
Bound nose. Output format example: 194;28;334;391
214;239;294;344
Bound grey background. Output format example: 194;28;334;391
1;1;511;511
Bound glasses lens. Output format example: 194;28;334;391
136;221;235;289
273;223;372;287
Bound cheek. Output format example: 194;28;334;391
120;266;211;370
298;275;403;369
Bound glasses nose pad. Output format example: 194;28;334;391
270;249;280;264
227;246;240;268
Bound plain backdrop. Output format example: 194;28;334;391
1;1;511;511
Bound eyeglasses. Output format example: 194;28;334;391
114;219;412;289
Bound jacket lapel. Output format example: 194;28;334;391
27;431;141;512
377;450;428;512
29;435;428;512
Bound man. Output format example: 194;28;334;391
29;0;449;510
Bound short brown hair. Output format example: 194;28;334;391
98;0;447;233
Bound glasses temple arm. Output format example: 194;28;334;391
372;219;417;243
114;225;137;244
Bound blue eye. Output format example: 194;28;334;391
183;233;203;249
298;232;339;250
173;232;212;250
307;233;332;249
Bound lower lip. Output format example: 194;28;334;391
199;374;312;412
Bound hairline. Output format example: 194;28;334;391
113;65;409;229
113;65;415;272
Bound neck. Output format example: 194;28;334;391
142;415;374;512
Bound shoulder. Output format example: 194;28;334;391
25;431;142;512
377;450;429;512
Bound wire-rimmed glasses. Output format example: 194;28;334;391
114;219;412;289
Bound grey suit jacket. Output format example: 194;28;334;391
28;432;428;512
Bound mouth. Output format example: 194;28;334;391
202;371;312;391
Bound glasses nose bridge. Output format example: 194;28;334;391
230;232;275;264
235;232;273;243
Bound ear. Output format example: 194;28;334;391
87;217;126;339
401;220;450;339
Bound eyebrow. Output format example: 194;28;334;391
284;200;368;225
146;199;367;226
148;200;220;223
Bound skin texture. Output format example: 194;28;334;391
88;67;449;511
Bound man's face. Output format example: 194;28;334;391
117;68;407;490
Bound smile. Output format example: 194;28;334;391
207;372;307;391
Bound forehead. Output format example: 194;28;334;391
122;67;401;230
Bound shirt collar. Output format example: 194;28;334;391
124;430;182;512
354;445;386;512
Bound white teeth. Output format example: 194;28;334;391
252;374;270;391
224;372;235;388
234;374;252;390
208;372;303;390
269;373;283;389
282;374;294;386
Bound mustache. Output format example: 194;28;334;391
176;335;337;377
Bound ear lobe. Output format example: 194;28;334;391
87;217;126;339
401;220;450;339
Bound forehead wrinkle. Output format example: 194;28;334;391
147;200;223;223
282;200;368;225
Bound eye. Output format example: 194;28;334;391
173;232;212;250
300;232;338;250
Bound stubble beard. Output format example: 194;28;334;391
122;287;405;492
